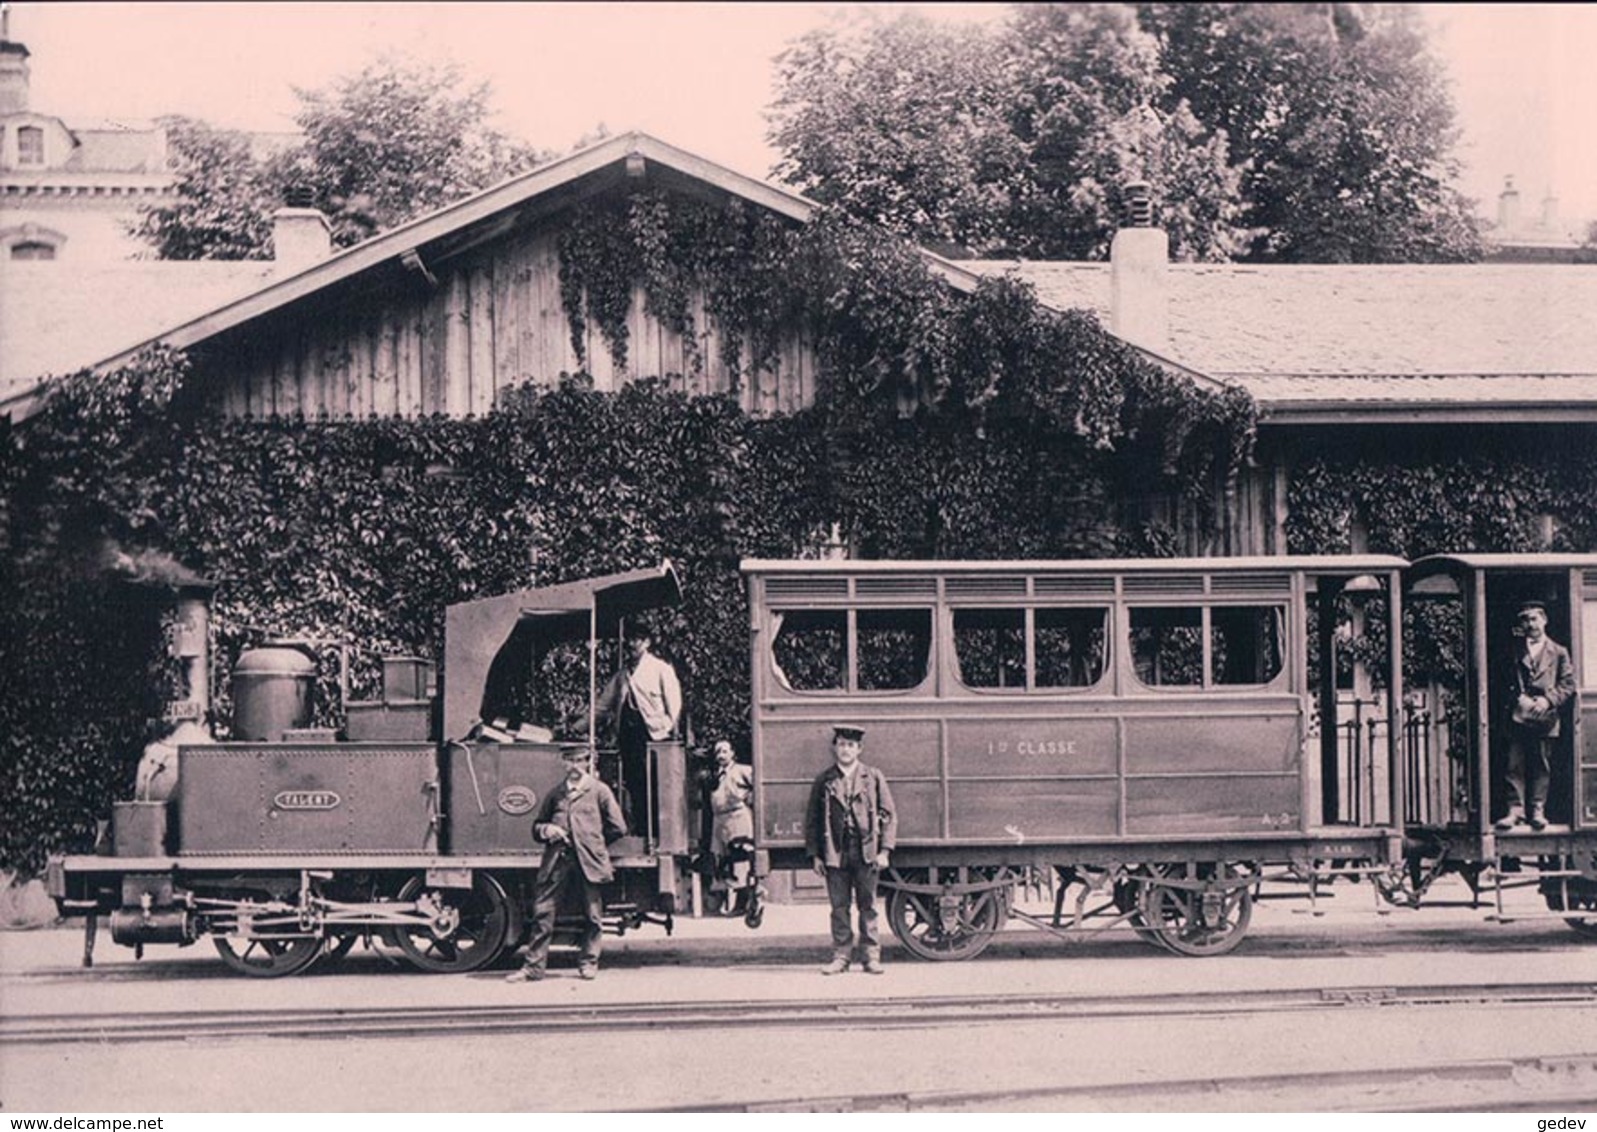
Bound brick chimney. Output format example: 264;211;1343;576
1109;181;1169;353
1497;175;1521;231
0;6;31;117
271;185;331;270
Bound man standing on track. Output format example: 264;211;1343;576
506;743;626;982
806;723;896;975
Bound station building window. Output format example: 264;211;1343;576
9;240;56;260
771;608;931;693
953;607;1108;691
1131;605;1283;688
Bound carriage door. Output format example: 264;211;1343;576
1317;575;1393;826
1486;571;1581;829
1402;571;1472;828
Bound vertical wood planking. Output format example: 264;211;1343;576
399;304;421;417
373;314;397;417
468;260;496;415
493;247;519;404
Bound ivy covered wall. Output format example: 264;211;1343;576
2;235;1251;874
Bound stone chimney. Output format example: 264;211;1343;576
1497;175;1521;231
271;186;331;271
0;6;31;117
1109;181;1169;354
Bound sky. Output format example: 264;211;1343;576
9;1;1597;226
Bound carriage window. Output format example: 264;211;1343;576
954;608;1026;689
1036;607;1108;688
857;608;932;690
1211;606;1284;685
1131;607;1204;686
772;610;846;691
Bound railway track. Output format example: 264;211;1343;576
6;980;1596;1046
683;1053;1597;1113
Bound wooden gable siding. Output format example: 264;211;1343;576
205;224;818;419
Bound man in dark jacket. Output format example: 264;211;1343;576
806;724;896;975
1496;600;1577;831
506;744;627;981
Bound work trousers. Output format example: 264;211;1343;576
519;846;604;971
824;840;881;961
1504;726;1553;816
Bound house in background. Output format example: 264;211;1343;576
1481;176;1592;264
0;13;174;262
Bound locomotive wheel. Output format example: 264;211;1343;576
213;933;322;978
1138;863;1253;957
391;872;512;973
887;884;1005;962
1543;879;1597;940
322;933;360;961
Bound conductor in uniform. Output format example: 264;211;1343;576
506;744;627;982
806;723;896;975
1496;599;1576;831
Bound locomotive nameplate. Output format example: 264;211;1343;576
273;790;341;811
497;785;538;815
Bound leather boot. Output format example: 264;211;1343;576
1494;807;1524;831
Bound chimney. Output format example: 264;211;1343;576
1109;181;1169;354
272;186;331;270
0;7;30;117
1497;175;1521;231
1539;189;1559;229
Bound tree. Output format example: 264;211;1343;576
768;3;1481;263
284;55;544;248
768;9;1245;260
134;55;544;259
1136;3;1482;262
132;117;278;260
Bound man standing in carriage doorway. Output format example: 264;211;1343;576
807;724;897;975
597;615;682;830
1496;600;1576;832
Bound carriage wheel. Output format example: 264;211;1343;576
887;884;1006;962
1543;878;1597;941
1138;862;1253;957
391;872;512;973
1112;869;1163;948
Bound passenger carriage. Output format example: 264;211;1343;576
743;554;1597;958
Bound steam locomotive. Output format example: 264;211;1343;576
47;561;740;977
47;553;1597;975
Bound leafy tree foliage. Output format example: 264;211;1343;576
132;117;278;260
770;9;1244;260
1138;3;1482;262
285;55;544;248
133;55;543;258
769;3;1480;263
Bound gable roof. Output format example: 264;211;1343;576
969;260;1597;422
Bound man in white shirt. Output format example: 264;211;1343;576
597;616;682;828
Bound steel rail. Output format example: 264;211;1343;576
5;981;1596;1046
676;1053;1597;1113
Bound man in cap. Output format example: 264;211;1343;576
596;615;682;828
1496;600;1575;832
806;724;897;974
506;744;627;982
